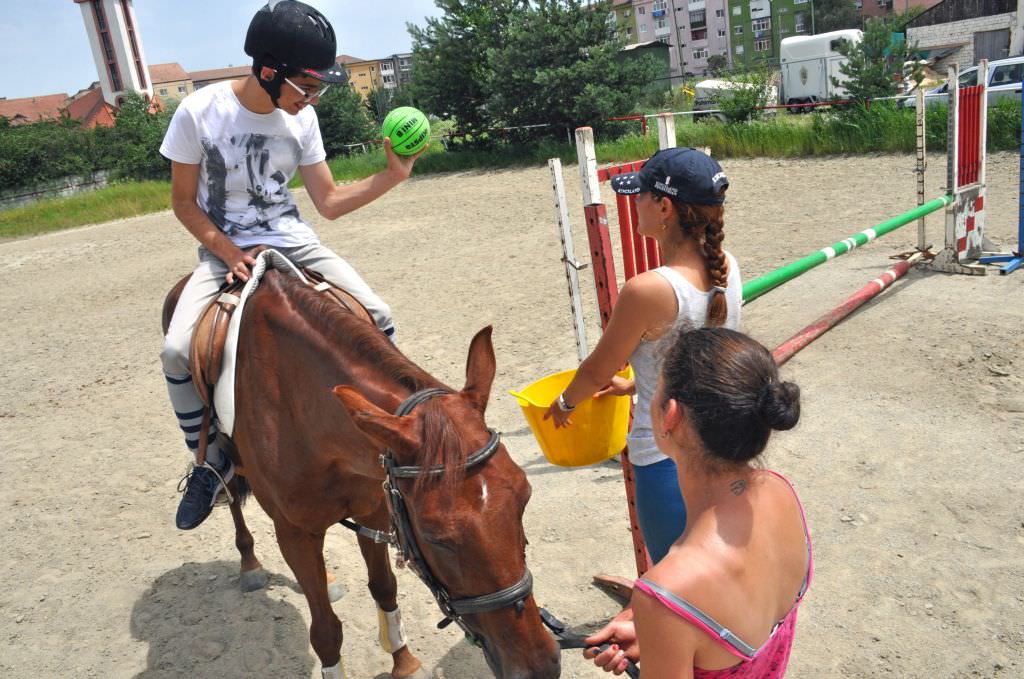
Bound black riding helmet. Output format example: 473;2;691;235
244;1;348;106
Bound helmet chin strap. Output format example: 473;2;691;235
254;59;288;109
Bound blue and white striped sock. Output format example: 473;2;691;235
164;372;225;469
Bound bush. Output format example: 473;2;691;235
717;68;775;123
0;117;108;190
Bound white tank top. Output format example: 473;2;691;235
627;252;742;467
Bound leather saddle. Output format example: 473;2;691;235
189;266;374;408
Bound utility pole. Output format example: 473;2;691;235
810;0;816;35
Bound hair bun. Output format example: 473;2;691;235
756;381;801;431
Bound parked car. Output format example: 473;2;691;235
901;55;1024;108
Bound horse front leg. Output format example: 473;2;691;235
357;532;427;679
275;520;344;676
227;480;268;592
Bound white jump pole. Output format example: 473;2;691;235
549;158;590;363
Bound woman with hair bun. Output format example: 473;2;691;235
544;147;740;564
585;327;810;678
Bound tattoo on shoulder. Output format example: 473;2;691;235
730;479;747;496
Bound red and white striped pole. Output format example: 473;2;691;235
772;253;924;366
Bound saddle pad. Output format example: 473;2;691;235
215;249;311;436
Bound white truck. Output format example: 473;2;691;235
779;29;862;110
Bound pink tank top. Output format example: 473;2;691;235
634;470;813;679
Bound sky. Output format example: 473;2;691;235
0;0;442;101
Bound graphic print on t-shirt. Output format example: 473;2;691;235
200;133;303;239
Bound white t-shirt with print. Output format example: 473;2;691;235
160;81;326;248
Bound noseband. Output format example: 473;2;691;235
341;387;534;642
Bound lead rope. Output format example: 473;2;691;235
539;608;641;678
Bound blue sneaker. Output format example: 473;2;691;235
175;461;234;530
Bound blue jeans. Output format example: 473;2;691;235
632;457;687;564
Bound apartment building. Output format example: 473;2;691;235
379;53;413;90
338;55;382;99
149;63;193;103
727;0;813;68
860;0;944;21
630;0;733;79
610;0;640;41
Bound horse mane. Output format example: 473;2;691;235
266;271;469;493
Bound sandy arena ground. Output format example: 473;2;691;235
1;152;1022;678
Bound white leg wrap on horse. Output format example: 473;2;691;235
378;605;408;653
321;658;346;679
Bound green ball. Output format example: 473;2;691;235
381;107;430;156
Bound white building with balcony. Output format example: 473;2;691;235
632;0;733;78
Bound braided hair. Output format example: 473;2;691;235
664;195;729;326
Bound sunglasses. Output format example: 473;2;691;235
283;77;330;102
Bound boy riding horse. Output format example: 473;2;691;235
160;0;421;530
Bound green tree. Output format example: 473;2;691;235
813;0;860;34
486;1;658;135
364;86;420;124
315;85;377;157
706;54;728;76
831;17;922;102
408;0;526;135
103;91;173;180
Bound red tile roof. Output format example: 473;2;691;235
188;65;252;83
0;93;69;125
65;87;117;129
149;62;190;84
336;54;365;64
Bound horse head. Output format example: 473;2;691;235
333;327;560;679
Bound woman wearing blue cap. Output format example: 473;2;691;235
544;147;741;564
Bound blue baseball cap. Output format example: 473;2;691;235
610;148;729;205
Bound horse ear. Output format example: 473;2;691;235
462;325;495;413
332;386;421;452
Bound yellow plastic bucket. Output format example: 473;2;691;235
509;367;632;467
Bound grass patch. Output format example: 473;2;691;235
6;100;1019;239
0;181;170;239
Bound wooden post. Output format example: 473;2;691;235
575;127;601;206
657;113;677;150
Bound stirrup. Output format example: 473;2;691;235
203;460;235;505
177;461;235;506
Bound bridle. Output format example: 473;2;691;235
340;387;534;644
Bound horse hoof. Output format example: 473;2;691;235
327;580;345;602
393;667;430;679
239;568;269;592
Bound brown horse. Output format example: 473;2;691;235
162;267;560;678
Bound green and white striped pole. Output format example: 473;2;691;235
742;195;953;304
